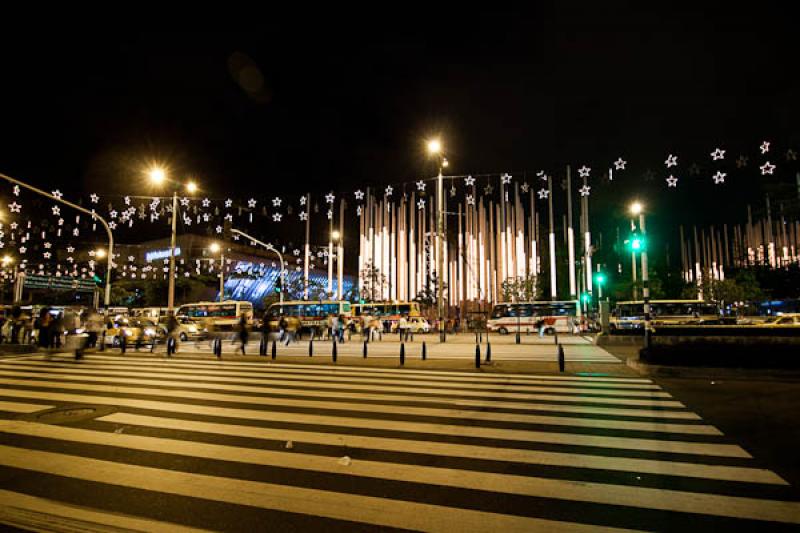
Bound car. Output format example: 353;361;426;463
103;318;158;347
390;316;431;333
761;314;800;327
156;316;203;341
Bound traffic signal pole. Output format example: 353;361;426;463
639;213;651;349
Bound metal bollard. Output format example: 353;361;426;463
120;338;126;354
475;344;481;368
363;340;367;358
309;339;313;357
558;343;565;372
486;342;492;362
332;340;337;362
421;341;427;360
271;339;277;360
515;331;521;345
259;336;266;356
400;342;405;366
554;331;558;345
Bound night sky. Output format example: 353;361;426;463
1;5;798;230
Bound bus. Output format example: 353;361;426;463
130;307;169;321
609;300;719;332
487;300;582;335
178;300;254;331
265;300;352;336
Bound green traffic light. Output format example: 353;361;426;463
631;238;642;251
581;292;591;303
595;273;606;285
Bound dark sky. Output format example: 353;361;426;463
1;4;798;224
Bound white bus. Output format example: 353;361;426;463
487;300;582;335
130;307;169;321
352;302;422;318
609;300;719;332
265;300;352;334
178;300;254;331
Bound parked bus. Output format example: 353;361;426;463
178;300;254;331
609;299;719;332
265;300;352;336
487;300;582;335
130;307;169;321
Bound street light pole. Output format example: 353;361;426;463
168;191;178;312
0;172;114;315
231;229;285;305
639;212;651;350
437;163;445;342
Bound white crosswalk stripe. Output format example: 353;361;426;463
0;354;797;531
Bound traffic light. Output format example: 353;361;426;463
594;272;606;286
627;232;645;251
92;274;102;285
274;277;283;293
581;292;591;304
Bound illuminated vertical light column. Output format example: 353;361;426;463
390;202;396;301
547;175;557;299
398;197;406;301
710;225;718;281
369;196;376;301
491;201;499;301
458;202;464;304
479;199;487;302
409;192;416;300
358;192;365;296
530;188;538;276
582;173;593;294
566;166;577;299
303;192;311;300
337;199;344;300
383;199;390;300
515;184;525;279
694;226;702;300
328;198;334;296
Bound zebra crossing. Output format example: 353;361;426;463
0;354;797;531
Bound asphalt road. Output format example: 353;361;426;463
0;352;798;531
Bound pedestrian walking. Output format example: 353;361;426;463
166;312;180;356
237;313;249;355
85;308;103;348
51;312;64;349
337;314;346;343
536;318;546;338
36;308;52;351
398;315;409;341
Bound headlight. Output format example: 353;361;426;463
123;329;133;336
188;326;197;333
144;328;156;337
74;328;85;334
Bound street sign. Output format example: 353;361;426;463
23;274;96;293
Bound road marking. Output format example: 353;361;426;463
0;444;631;533
0;401;53;414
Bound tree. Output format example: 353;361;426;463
359;260;387;302
412;272;447;310
687;268;764;306
501;274;540;302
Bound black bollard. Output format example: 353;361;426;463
410;332;414;342
400;342;405;366
554;330;558;345
475;344;481;368
486;342;492;362
332;340;337;362
515;331;521;345
271;339;277;360
120;338;126;354
558;343;565;372
363;340;367;358
259;336;266;356
309;339;313;357
421;341;427;360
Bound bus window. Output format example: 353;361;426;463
491;305;507;319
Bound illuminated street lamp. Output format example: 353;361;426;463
629;201;651;348
95;249;107;259
147;166;199;313
209;242;225;302
427;138;447;342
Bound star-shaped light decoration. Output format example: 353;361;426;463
521;182;530;193
536;170;547;180
52;206;60;216
89;193;99;203
578;166;591;178
356;205;362;216
12;185;20;196
465;175;475;186
417;199;426;210
127;256;134;262
8;202;21;213
760;141;770;154
760;161;776;175
299;196;307;206
324;192;335;204
416;180;426;191
786;149;797;161
180;197;190;207
109;210;117;219
52;190;63;199
43;242;52;249
537;188;549;199
124;196;131;206
711;148;725;161
224;199;233;208
19;246;26;254
665;154;678;168
272;197;282;207
712;171;727;184
293;249;301;256
666;175;678;187
501;173;512;184
484;184;494;194
43;251;52;259
224;213;233;222
614;158;627;171
579;184;591;196
326;209;333;220
66;246;75;253
385;185;393;196
201;213;210;222
736;155;749;168
109;221;117;229
150;212;160;222
466;194;475;205
247;198;257;208
272;213;282;222
299;211;308;221
200;198;210;208
354;190;364;200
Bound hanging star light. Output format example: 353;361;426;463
43;242;52;249
19;246;26;254
537;188;549;199
109;210;118;219
222;199;232;208
385;185;393;196
356;205;362;216
760;161;776;175
484;183;494;194
613;158;627;170
579;184;591;196
416;180;426;191
325;193;335;204
109;222;117;229
215;225;223;234
786;149;797;161
247;198;257;208
760;141;770;154
198;198;209;208
52;190;63;199
354;190;364;200
466;194;475;205
150;212;160;222
299;211;308;221
711;148;725;160
293;249;301;256
299;196;307;206
12;185;20;196
66;246;74;253
51;206;60;216
736;155;749;168
665;154;678;168
89;193;99;203
536;170;547;180
713;171;727;184
8;202;21;213
326;209;333;220
465;175;475;186
578;166;591;177
224;213;233;222
519;182;529;193
501;173;512;184
272;213;282;222
272;197;282;207
666;175;678;187
180;197;190;207
417;199;425;210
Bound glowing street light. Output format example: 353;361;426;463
630;201;643;216
1;255;13;266
331;230;341;241
426;138;448;342
209;242;221;254
186;181;198;194
95;249;107;259
427;139;441;155
148;167;166;185
208;242;225;302
629;200;651;348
